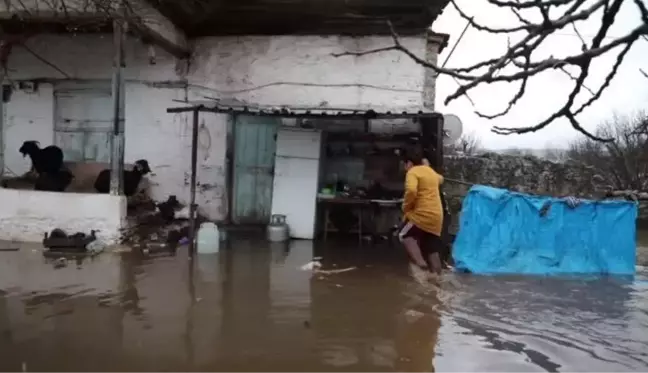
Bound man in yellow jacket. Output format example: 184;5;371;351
398;150;445;275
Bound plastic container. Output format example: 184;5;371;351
197;222;220;254
267;214;289;242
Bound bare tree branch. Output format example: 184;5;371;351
571;22;588;50
488;0;574;9
558;66;595;95
332;0;648;142
568;112;648;190
457;132;483;155
0;0;198;75
20;42;70;78
0;0;184;38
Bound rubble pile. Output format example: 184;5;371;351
120;195;207;254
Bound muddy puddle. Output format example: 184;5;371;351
0;236;647;372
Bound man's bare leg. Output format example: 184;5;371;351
427;252;443;275
402;237;428;268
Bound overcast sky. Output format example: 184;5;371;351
431;0;648;150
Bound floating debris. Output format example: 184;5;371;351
300;260;356;275
300;260;322;271
53;258;67;269
316;267;356;275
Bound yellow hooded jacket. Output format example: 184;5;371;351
402;165;444;236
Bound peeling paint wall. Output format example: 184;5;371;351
188;35;430;111
0;189;126;243
2;33;437;221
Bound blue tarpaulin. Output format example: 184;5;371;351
452;185;637;275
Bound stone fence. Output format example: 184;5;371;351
442;152;609;231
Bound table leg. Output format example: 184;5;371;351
358;208;363;245
324;206;330;241
371;205;381;245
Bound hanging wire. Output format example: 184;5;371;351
441;21;471;69
439;20;475;106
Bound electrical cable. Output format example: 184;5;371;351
439;20;475;106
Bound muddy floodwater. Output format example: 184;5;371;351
0;234;647;372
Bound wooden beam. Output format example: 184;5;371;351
0;0;190;59
126;0;191;59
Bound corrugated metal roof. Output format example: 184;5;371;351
167;100;442;120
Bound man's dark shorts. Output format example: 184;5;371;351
398;220;444;257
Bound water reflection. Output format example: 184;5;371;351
436;273;648;372
0;237;645;371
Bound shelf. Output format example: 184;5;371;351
325;132;420;143
326;153;401;160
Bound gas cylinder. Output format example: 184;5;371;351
267;214;289;242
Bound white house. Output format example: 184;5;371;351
0;0;450;243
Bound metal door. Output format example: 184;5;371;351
54;82;113;162
232;115;279;224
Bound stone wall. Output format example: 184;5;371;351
442;152;605;230
442;152;648;264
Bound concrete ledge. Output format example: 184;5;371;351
0;189;126;244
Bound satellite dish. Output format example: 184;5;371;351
442;114;464;145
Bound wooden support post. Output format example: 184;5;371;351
225;114;236;225
188;108;200;257
0;86;4;177
109;16;126;195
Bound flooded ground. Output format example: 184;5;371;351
0;234;647;372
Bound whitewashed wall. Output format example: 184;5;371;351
0;189;125;243
189;35;429;111
2;33;434;221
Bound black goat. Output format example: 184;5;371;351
34;169;74;192
19;141;64;175
94;159;152;196
156;195;181;223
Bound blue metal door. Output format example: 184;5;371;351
232;115;280;224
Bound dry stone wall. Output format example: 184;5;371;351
442;152;648;265
442;152;607;230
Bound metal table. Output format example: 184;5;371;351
318;197;402;243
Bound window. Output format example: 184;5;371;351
54;82;112;162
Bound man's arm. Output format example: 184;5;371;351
402;171;418;214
